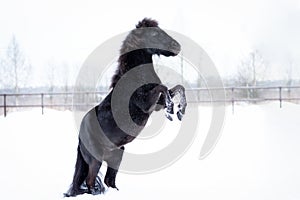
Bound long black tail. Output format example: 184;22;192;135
65;144;89;197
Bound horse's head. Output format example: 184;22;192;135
112;18;181;88
123;18;181;57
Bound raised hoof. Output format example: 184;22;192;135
178;103;186;115
166;102;174;114
165;113;173;121
177;110;184;121
168;106;174;114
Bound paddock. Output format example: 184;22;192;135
0;102;299;199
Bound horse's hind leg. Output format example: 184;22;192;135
105;167;119;190
104;146;125;190
86;159;105;195
64;145;89;197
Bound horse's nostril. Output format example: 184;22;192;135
172;41;178;47
170;41;181;54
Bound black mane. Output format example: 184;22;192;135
136;18;158;28
110;18;159;89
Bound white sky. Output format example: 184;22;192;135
1;0;300;85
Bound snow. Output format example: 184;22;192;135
0;103;300;200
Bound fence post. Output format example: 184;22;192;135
4;94;7;117
41;93;44;115
231;87;235;114
279;87;282;108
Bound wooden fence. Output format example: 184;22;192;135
1;86;300;117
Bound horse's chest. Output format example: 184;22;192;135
118;134;136;146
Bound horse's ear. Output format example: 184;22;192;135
136;18;158;28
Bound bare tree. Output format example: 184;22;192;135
236;50;267;99
0;56;5;89
4;36;31;93
5;35;31;104
46;61;74;108
61;62;70;105
46;60;57;105
285;59;297;98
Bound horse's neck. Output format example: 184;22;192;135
123;52;160;82
111;51;159;88
121;50;153;73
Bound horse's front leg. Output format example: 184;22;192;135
134;84;174;120
148;85;174;120
169;85;187;120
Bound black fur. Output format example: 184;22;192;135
64;145;89;197
65;18;186;197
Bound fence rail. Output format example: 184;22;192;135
1;86;300;116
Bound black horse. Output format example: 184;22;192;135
65;18;187;197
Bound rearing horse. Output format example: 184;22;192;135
65;18;187;197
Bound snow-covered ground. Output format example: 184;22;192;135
0;102;300;200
